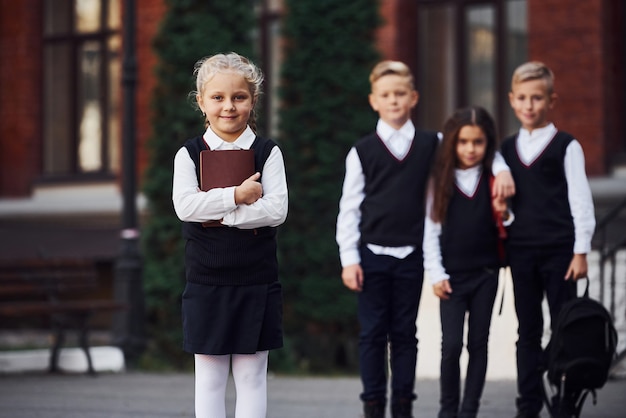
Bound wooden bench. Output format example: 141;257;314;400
0;259;126;375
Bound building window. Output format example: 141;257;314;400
254;0;283;138
465;4;496;115
43;0;121;179
416;0;527;136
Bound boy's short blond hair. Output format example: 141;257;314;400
511;61;555;93
369;60;415;89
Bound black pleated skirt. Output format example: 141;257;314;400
181;280;283;355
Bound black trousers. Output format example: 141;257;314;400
357;246;424;403
438;268;498;418
508;244;576;415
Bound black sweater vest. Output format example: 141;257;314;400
500;131;575;248
355;130;438;247
440;173;500;273
181;135;278;285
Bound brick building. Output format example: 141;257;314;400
0;0;624;263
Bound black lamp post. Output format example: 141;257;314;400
113;0;145;364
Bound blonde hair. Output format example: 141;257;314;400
511;61;555;93
369;60;415;89
193;52;264;132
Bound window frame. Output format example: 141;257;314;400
42;0;120;182
416;0;526;136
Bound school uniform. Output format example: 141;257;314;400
423;166;500;418
500;123;595;416
336;119;438;405
172;126;288;355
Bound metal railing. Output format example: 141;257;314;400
592;196;626;364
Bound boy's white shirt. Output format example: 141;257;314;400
514;123;595;254
172;125;288;229
335;119;511;268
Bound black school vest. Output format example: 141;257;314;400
440;172;500;273
500;131;575;248
181;135;278;285
355;130;438;247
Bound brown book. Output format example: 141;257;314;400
199;149;255;227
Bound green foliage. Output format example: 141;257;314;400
277;0;381;372
141;0;255;367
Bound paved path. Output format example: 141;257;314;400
0;372;625;418
1;269;625;417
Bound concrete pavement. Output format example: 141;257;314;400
0;371;625;418
1;269;625;417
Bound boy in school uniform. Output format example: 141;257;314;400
336;60;514;418
500;61;596;418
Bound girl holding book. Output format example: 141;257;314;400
423;106;509;418
172;52;288;418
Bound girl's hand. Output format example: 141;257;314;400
433;279;452;300
342;264;364;292
492;196;507;214
234;172;262;205
565;253;588;281
493;171;515;199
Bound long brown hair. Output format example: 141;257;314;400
430;106;497;223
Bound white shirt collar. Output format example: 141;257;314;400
455;165;482;197
516;123;558;164
376;119;415;142
376;119;415;159
518;122;557;141
203;125;256;150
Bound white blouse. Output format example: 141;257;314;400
172;126;288;229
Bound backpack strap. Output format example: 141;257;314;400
489;175;507;262
490;175;508;316
581;277;590;298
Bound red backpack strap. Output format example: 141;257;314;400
490;175;509;316
489;175;508;240
489;175;507;260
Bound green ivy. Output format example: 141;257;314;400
277;0;381;372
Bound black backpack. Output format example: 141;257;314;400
542;278;618;417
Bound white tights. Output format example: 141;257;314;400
194;351;269;418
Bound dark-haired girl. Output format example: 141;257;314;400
423;106;511;418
